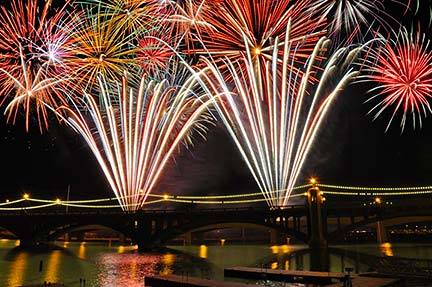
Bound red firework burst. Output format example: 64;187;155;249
138;38;174;75
188;0;326;69
365;29;432;131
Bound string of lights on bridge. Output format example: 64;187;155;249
1;181;432;210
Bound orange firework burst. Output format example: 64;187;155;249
81;0;172;35
70;12;137;91
0;0;78;131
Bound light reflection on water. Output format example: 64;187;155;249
380;242;394;256
0;240;431;286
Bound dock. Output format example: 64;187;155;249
327;276;403;287
145;274;262;287
224;267;403;286
20;284;65;287
225;267;345;284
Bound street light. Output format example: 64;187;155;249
23;193;30;200
374;197;382;204
310;177;317;185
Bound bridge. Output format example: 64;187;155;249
1;183;432;250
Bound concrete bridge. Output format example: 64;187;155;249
0;187;431;250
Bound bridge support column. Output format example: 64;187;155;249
270;229;280;245
119;234;126;244
184;232;192;246
135;219;159;252
306;185;327;250
376;221;388;243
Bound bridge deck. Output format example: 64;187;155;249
144;275;262;287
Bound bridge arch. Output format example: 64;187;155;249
0;226;18;239
46;223;129;241
150;219;308;245
328;214;432;242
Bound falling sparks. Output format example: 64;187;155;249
56;71;214;211
200;22;363;207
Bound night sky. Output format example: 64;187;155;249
0;1;432;201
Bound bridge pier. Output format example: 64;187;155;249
132;218;161;252
306;186;327;250
376;221;388;243
270;229;281;245
19;237;50;249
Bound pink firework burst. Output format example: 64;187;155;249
365;29;432;131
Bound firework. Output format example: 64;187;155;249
136;22;179;77
1;46;67;132
79;0;172;35
70;11;137;91
166;0;217;49
200;22;363;207
188;0;325;71
137;37;174;76
363;29;432;131
0;0;77;131
306;0;405;44
56;71;214;211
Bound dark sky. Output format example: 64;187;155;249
0;1;432;200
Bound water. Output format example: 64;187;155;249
0;240;431;286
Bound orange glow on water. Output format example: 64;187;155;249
44;250;61;283
380;242;394;256
78;242;86;259
160;253;176;275
7;252;28;287
199;245;208;259
271;245;292;254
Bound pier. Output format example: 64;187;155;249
144;274;263;287
224;267;403;287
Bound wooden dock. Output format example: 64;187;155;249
327;276;403;287
145;274;262;287
225;266;346;284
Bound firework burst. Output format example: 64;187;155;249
166;0;217;49
0;0;77;131
306;0;406;44
189;0;325;71
1;46;67;132
70;12;137;91
79;0;172;35
364;29;432;131
56;71;215;211
200;23;363;207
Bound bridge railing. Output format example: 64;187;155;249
0;205;307;216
